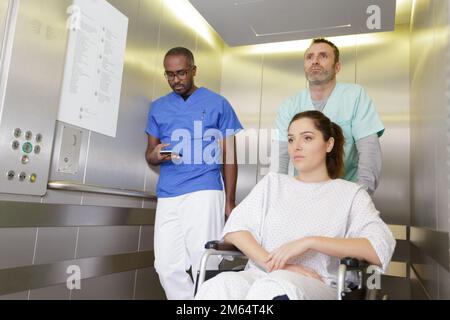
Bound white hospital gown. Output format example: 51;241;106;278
195;172;396;300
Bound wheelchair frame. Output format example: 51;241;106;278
196;240;387;300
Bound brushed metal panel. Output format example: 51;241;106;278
0;291;28;300
41;189;82;206
0;0;69;196
438;263;450;299
410;226;449;270
260;51;307;131
410;0;450;290
29;284;70;300
133;0;162;199
48;180;156;200
0;202;155;227
76;226;140;259
82;192;143;208
410;266;431;300
139;225;154;252
0;251;152;296
335;37;356;84
83;0;147;200
374;125;411;225
411;242;439;299
136;0;162;86
34;227;77;265
0;227;36;269
0;193;41;203
56;125;84;175
356;26;410;115
195;28;224;93
142;198;157;211
45;123;88;205
71;270;135;300
410;0;440;231
380;276;410;300
134;267;166;300
432;0;450;234
258;51;306;178
220;48;263;202
356;24;410;227
392;239;410;263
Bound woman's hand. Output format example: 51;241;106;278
265;237;313;272
283;264;324;283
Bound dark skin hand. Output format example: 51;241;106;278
145;135;179;166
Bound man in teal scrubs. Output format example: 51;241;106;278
274;38;384;195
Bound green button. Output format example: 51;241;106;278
22;142;33;154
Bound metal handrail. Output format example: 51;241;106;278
48;181;157;201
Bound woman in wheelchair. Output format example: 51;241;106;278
195;111;396;300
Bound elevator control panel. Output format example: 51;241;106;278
0;0;63;196
1;120;56;196
4;127;44;186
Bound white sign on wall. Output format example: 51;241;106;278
58;0;128;138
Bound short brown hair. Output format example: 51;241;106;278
310;38;340;64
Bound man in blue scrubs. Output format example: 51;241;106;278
145;47;243;300
274;38;384;195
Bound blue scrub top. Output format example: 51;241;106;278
276;83;385;182
146;87;243;198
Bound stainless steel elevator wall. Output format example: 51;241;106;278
410;0;450;300
0;0;224;299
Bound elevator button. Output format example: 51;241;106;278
34;145;41;154
6;171;15;181
36;134;43;143
30;174;37;183
19;172;27;182
25;131;33;141
11;140;20;150
13;128;22;138
21;155;30;165
22;142;33;154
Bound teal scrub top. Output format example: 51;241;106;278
275;83;385;182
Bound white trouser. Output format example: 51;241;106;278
154;190;225;300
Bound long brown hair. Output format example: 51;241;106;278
288;111;345;179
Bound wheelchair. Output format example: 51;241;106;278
195;240;388;300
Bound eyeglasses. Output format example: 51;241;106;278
164;67;193;81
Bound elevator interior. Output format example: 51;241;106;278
0;0;448;300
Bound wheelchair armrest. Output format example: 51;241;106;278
205;240;241;253
337;258;374;300
196;240;245;292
